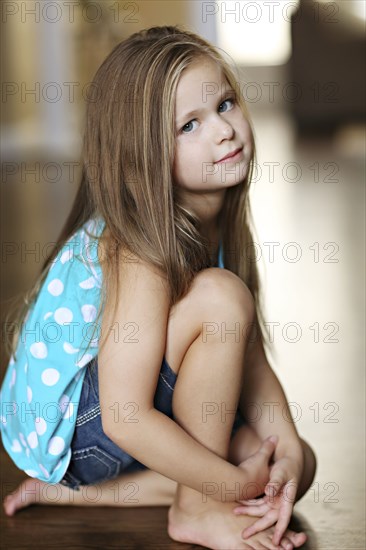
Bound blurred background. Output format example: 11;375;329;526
1;1;365;547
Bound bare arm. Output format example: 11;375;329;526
98;251;267;502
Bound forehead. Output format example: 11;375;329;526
175;58;230;113
179;57;225;84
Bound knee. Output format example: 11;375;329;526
193;268;256;321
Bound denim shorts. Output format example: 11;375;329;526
60;356;246;491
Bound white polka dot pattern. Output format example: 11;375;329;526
11;439;22;453
81;304;97;323
79;276;96;290
35;417;47;435
63;342;79;354
41;368;60;386
30;342;48;359
54;307;73;324
0;218;106;484
48;436;65;456
0;217;225;484
47;279;64;296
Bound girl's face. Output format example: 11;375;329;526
173;57;253;193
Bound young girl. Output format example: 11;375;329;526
1;25;316;550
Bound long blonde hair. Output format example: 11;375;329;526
5;25;270;368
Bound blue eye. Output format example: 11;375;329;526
219;97;235;113
181;120;199;134
179;96;236;134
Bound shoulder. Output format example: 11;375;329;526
99;238;170;339
98;222;168;290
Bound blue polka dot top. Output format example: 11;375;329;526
0;217;225;483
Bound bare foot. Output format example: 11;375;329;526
3;477;79;516
168;498;307;550
3;469;180;516
4;478;45;516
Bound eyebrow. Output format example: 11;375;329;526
176;87;236;126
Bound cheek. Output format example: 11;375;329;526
172;149;186;184
173;143;192;172
172;144;180;176
172;159;179;184
172;150;198;188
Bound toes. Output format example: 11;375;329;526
249;543;267;550
286;530;307;547
243;534;281;550
263;536;281;550
3;499;15;516
280;536;294;550
294;533;307;547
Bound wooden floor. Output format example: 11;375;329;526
1;105;365;548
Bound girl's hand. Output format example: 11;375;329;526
237;435;279;499
233;456;302;546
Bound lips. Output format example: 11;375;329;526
215;147;243;163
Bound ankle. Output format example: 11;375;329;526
173;484;213;513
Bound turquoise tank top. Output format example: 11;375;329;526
0;218;224;483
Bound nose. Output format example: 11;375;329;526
212;115;234;141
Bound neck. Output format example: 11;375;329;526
200;220;221;266
188;192;224;243
175;186;226;263
201;220;219;242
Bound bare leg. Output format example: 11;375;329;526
3;270;308;548
2;468;177;515
171;274;253;508
3;422;315;518
3;267;246;517
164;270;307;549
0;426;256;516
1;423;253;516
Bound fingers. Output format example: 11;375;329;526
272;510;293;547
258;436;278;456
233;496;268;516
271;484;297;545
236;497;266;506
264;466;288;498
265;435;279;447
241;510;278;539
265;474;286;498
233;503;269;516
237;497;266;506
265;462;291;498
